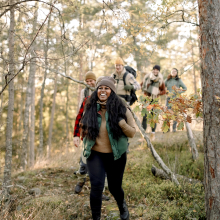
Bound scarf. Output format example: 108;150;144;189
97;100;107;106
143;72;163;99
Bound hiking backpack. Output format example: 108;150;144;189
114;66;138;105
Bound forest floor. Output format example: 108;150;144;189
1;131;206;220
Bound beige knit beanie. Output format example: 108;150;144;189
96;76;116;93
115;57;124;66
85;71;96;81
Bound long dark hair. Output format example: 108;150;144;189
81;89;127;141
167;68;180;80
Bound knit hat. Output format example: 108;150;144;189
153;65;161;72
96;76;105;88
85;71;96;81
96;76;116;93
115;57;124;66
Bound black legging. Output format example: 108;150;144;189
87;150;127;216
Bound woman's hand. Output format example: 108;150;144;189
73;136;80;147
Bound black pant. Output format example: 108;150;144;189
142;112;157;132
87;150;127;216
142;99;157;132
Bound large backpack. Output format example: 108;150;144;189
114;66;138;105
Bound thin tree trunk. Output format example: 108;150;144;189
198;0;220;219
29;5;38;168
21;4;38;170
18;78;24;132
185;121;198;161
39;14;51;158
30;71;36;168
190;30;197;94
3;0;15;196
47;74;58;159
65;81;69;153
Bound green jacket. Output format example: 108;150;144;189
165;78;187;94
83;104;128;160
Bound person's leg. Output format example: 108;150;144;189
105;153;126;204
104;153;129;219
142;114;147;130
165;98;171;132
87;151;106;219
173;121;177;132
74;149;88;194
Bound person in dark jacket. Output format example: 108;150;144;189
165;68;187;132
81;76;136;220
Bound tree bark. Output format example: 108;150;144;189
21;4;38;170
39;14;51;158
29;4;38;168
185;120;198;161
29;70;36;168
198;0;220;218
47;74;58;159
3;0;15;196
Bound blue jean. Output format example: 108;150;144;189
166;98;177;131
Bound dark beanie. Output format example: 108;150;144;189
153;65;161;72
96;76;116;93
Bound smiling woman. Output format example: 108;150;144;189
81;76;136;220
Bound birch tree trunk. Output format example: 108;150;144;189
39;14;51;158
3;0;15;195
198;0;220;218
21;4;38;170
47;74;58;159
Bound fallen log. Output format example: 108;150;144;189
151;165;203;186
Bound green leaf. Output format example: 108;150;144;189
177;121;184;130
133;105;140;112
141;108;148;116
162;121;170;133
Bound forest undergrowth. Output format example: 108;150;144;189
0;131;205;220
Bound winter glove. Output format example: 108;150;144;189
124;85;134;91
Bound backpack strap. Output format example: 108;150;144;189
84;87;90;98
123;72;129;86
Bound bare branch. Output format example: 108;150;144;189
0;6;53;95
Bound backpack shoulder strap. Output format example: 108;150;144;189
123;71;129;86
84;87;89;98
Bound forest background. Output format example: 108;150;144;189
0;0;207;219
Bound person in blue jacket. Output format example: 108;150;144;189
165;68;187;132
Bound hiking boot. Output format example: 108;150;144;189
118;200;129;220
102;194;110;201
74;179;86;194
92;212;101;220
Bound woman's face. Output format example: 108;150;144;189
97;86;112;102
171;69;177;77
